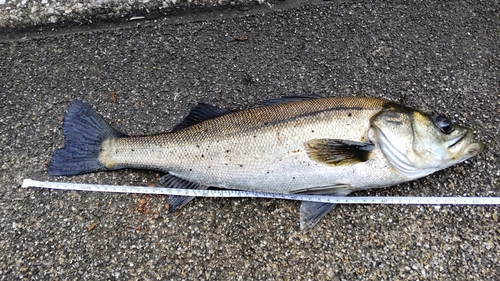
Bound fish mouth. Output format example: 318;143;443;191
446;131;468;149
444;129;485;159
447;130;485;157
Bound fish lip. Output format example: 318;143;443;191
447;132;467;149
463;141;486;156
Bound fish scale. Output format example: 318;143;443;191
99;97;391;193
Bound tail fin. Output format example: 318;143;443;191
48;100;125;176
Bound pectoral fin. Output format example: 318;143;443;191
159;174;208;214
305;139;374;166
298;186;353;231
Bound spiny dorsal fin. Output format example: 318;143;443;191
305;139;374;166
261;95;323;106
172;103;231;132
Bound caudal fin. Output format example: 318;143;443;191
48;100;125;176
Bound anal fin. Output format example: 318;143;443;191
159;174;208;214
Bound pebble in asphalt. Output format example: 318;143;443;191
0;0;499;280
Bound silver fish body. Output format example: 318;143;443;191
49;96;484;230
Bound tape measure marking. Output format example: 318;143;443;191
21;179;500;205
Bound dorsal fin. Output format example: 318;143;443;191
172;103;231;132
261;95;323;106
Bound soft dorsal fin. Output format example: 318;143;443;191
305;139;374;166
261;95;323;106
172;103;232;132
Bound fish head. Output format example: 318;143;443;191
371;104;485;179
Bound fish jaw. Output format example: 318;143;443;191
439;130;485;168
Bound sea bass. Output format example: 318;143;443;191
48;96;484;230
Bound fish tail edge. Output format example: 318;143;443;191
48;100;125;176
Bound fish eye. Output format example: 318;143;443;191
433;115;454;134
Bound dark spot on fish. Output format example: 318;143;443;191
311;130;315;133
239;164;243;167
189;169;192;171
348;112;352;117
226;150;230;153
293;177;296;179
201;154;204;158
131;149;135;152
266;171;270;174
196;144;200;148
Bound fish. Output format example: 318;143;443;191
48;96;485;230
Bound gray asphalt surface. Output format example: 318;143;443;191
0;0;263;28
1;0;499;279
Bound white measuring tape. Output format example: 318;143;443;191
22;179;500;205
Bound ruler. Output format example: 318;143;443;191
22;179;500;205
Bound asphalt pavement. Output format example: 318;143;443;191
1;0;499;280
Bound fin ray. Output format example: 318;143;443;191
300;201;338;231
299;187;352;231
305;139;374;166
